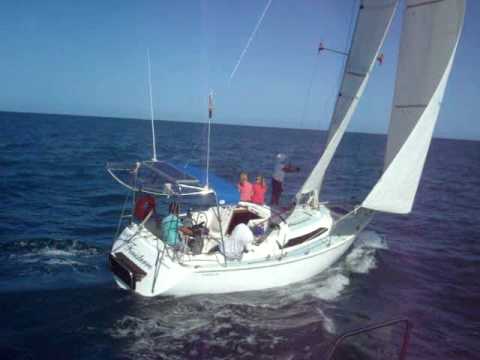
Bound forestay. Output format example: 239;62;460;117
298;0;398;202
363;0;465;214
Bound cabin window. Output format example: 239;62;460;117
227;207;261;235
282;227;328;249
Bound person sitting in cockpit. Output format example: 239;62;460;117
161;202;192;247
221;223;254;260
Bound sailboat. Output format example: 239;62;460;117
107;0;465;297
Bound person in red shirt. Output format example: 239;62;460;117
238;172;253;202
252;175;267;205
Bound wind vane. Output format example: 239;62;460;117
208;91;214;119
377;53;384;65
317;41;348;56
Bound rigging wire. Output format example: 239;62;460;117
147;48;158;161
202;0;212;188
323;0;360;134
321;0;361;201
187;0;274;185
228;0;273;84
183;0;212;185
345;0;363;201
299;53;321;129
299;0;359;137
294;0;358;169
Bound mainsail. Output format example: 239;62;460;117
298;0;398;201
363;0;465;214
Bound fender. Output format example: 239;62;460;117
134;194;156;221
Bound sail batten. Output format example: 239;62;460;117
346;71;367;78
407;0;445;9
395;104;427;108
297;0;399;201
362;0;465;214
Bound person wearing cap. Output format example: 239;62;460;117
271;153;300;206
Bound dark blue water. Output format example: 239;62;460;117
1;112;479;359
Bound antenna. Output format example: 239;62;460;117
147;48;157;161
206;90;214;187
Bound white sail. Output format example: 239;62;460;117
298;0;398;201
363;0;465;214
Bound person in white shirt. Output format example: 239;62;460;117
271;153;300;206
221;223;254;260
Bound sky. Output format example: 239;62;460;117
0;0;478;140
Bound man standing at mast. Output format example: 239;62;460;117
270;153;300;206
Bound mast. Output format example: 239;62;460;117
147;48;157;162
297;0;399;204
363;0;466;214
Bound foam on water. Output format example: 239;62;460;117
312;272;351;301
44;258;86;266
108;312;249;358
0;239;108;291
108;315;289;360
345;247;376;274
7;240;101;268
276;230;385;304
315;307;336;334
344;230;387;274
38;248;81;257
356;230;388;249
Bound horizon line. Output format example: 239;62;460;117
0;109;477;143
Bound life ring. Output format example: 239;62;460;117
134;194;156;221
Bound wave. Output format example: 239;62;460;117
0;238;108;289
274;230;386;304
315;307;336;334
107;306;288;359
356;230;388;250
313;272;351;301
1;238;103;257
344;231;387;274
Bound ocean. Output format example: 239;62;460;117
0;111;479;359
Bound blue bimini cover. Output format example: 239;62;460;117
107;160;239;203
179;164;239;204
107;160;200;195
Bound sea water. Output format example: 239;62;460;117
0;112;479;359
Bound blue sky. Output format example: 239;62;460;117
0;0;478;140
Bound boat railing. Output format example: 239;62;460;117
325;318;412;360
111;209;156;253
113;191;133;241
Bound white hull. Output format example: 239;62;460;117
109;203;373;297
114;234;356;296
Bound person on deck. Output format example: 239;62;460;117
238;172;253;202
270;153;300;206
221;223;254;260
161;202;192;247
251;175;267;205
